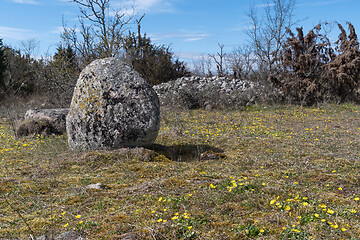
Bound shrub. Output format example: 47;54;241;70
270;22;360;106
325;23;360;103
15;117;65;137
123;18;189;86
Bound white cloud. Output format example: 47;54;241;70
255;3;275;8
0;26;34;40
175;51;208;61
113;0;175;14
297;0;349;7
231;24;253;32
11;0;40;4
51;26;65;35
150;31;210;42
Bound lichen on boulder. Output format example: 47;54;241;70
66;58;160;151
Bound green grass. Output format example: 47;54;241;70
0;104;359;239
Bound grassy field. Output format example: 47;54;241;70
0;104;359;239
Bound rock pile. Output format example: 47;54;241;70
154;76;283;109
66;58;160;151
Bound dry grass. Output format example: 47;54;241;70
0;104;359;239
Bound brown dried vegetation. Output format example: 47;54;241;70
15;117;66;137
270;22;360;106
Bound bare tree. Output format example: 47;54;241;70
19;38;39;59
247;0;296;75
227;45;255;79
209;43;227;77
192;54;213;77
61;0;133;66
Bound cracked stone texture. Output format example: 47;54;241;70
66;58;160;151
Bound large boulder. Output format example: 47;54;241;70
66;58;160;151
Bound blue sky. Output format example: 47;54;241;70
0;0;359;65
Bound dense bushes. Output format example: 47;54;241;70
0;39;6;94
122;19;189;86
0;43;80;107
1;46;37;98
270;23;360;106
326;23;360;103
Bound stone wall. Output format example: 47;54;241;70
154;76;283;109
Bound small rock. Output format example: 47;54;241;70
55;231;84;240
25;108;69;132
16;117;64;137
86;183;106;190
199;151;226;161
120;233;138;240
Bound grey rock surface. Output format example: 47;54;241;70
55;231;84;240
25;108;69;133
120;233;138;240
36;231;84;240
66;58;160;151
154;76;283;109
86;182;106;190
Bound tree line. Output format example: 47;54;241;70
0;0;359;107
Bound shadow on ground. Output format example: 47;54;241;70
80;144;226;167
146;143;226;162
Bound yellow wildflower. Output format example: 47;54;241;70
327;209;334;214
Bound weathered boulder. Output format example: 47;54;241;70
66;58;160;151
16;117;64;137
16;108;69;137
24;108;69;133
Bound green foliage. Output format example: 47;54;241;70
1;104;360;238
280;226;310;239
52;45;78;74
123;22;189;86
3;46;36;96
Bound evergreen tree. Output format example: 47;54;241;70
52;44;78;74
123;18;189;86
